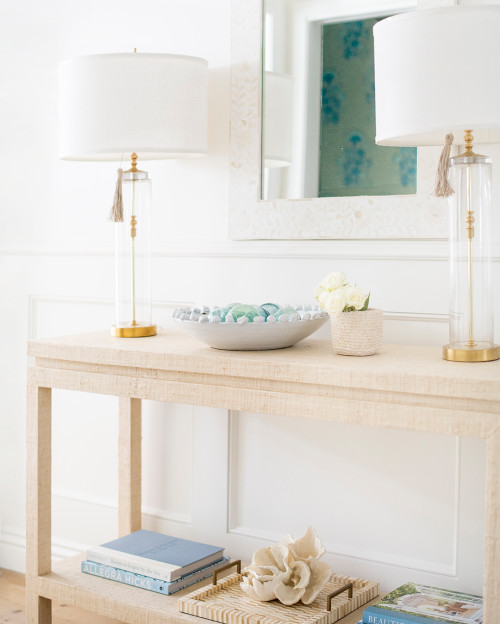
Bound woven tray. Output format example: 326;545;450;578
179;563;379;624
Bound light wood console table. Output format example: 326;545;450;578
26;329;500;623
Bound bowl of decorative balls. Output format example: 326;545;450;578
172;302;329;351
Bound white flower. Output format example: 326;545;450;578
323;288;347;314
319;272;348;291
313;285;329;307
344;285;368;311
314;272;371;314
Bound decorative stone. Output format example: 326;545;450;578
198;315;209;323
254;305;269;318
230;304;261;322
208;307;230;322
260;302;279;316
274;307;296;320
237;315;249;324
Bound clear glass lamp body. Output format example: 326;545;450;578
112;170;156;337
445;155;497;361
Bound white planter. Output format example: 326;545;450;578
330;308;383;356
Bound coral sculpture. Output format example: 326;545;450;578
240;527;332;606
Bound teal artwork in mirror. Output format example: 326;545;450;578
319;18;416;198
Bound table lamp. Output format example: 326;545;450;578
373;6;500;362
59;52;208;337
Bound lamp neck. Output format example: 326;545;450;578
457;129;485;159
125;152;144;174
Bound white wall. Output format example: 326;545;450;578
0;0;494;599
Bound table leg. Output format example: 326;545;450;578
118;397;142;536
26;379;52;624
484;427;500;623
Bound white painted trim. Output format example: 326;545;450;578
52;489;192;525
8;240;500;261
229;524;458;576
383;311;448;323
27;294;189;342
0;526;87;572
227;412;461;578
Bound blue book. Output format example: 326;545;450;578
81;557;230;595
363;583;482;624
86;530;224;582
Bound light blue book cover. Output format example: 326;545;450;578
86;530;224;581
363;583;482;624
81;556;230;595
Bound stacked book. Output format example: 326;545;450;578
81;529;229;596
362;582;483;624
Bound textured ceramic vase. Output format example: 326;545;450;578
330;308;383;356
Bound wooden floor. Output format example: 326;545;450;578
0;569;117;624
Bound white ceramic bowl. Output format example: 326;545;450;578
174;315;328;351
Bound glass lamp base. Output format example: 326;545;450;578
442;343;499;362
111;324;157;338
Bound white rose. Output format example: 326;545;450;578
323;287;347;314
344;285;368;311
319;272;348;291
313;285;329;307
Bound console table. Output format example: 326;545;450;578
26;329;500;623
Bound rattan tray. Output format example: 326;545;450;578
179;562;379;624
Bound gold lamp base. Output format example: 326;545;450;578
442;344;499;362
111;324;157;338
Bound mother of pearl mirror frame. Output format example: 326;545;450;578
228;0;447;240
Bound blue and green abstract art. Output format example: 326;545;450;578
319;18;416;198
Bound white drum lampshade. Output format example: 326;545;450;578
373;6;500;362
59;53;208;160
58;53;208;337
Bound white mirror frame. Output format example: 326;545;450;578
229;0;448;240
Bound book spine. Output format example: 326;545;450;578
81;559;227;595
86;546;180;581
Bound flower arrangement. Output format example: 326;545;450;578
240;527;331;606
314;272;370;314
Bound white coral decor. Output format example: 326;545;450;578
240;527;332;606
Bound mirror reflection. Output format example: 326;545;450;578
262;0;417;201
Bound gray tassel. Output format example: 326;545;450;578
434;133;454;198
109;168;124;222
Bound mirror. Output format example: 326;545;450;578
229;0;447;241
262;1;418;201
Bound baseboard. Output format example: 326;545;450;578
0;526;87;574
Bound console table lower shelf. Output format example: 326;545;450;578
35;556;377;624
179;571;379;624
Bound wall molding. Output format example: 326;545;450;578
7;239;500;261
0;525;87;573
52;489;192;526
227;411;461;578
0;239;456;261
